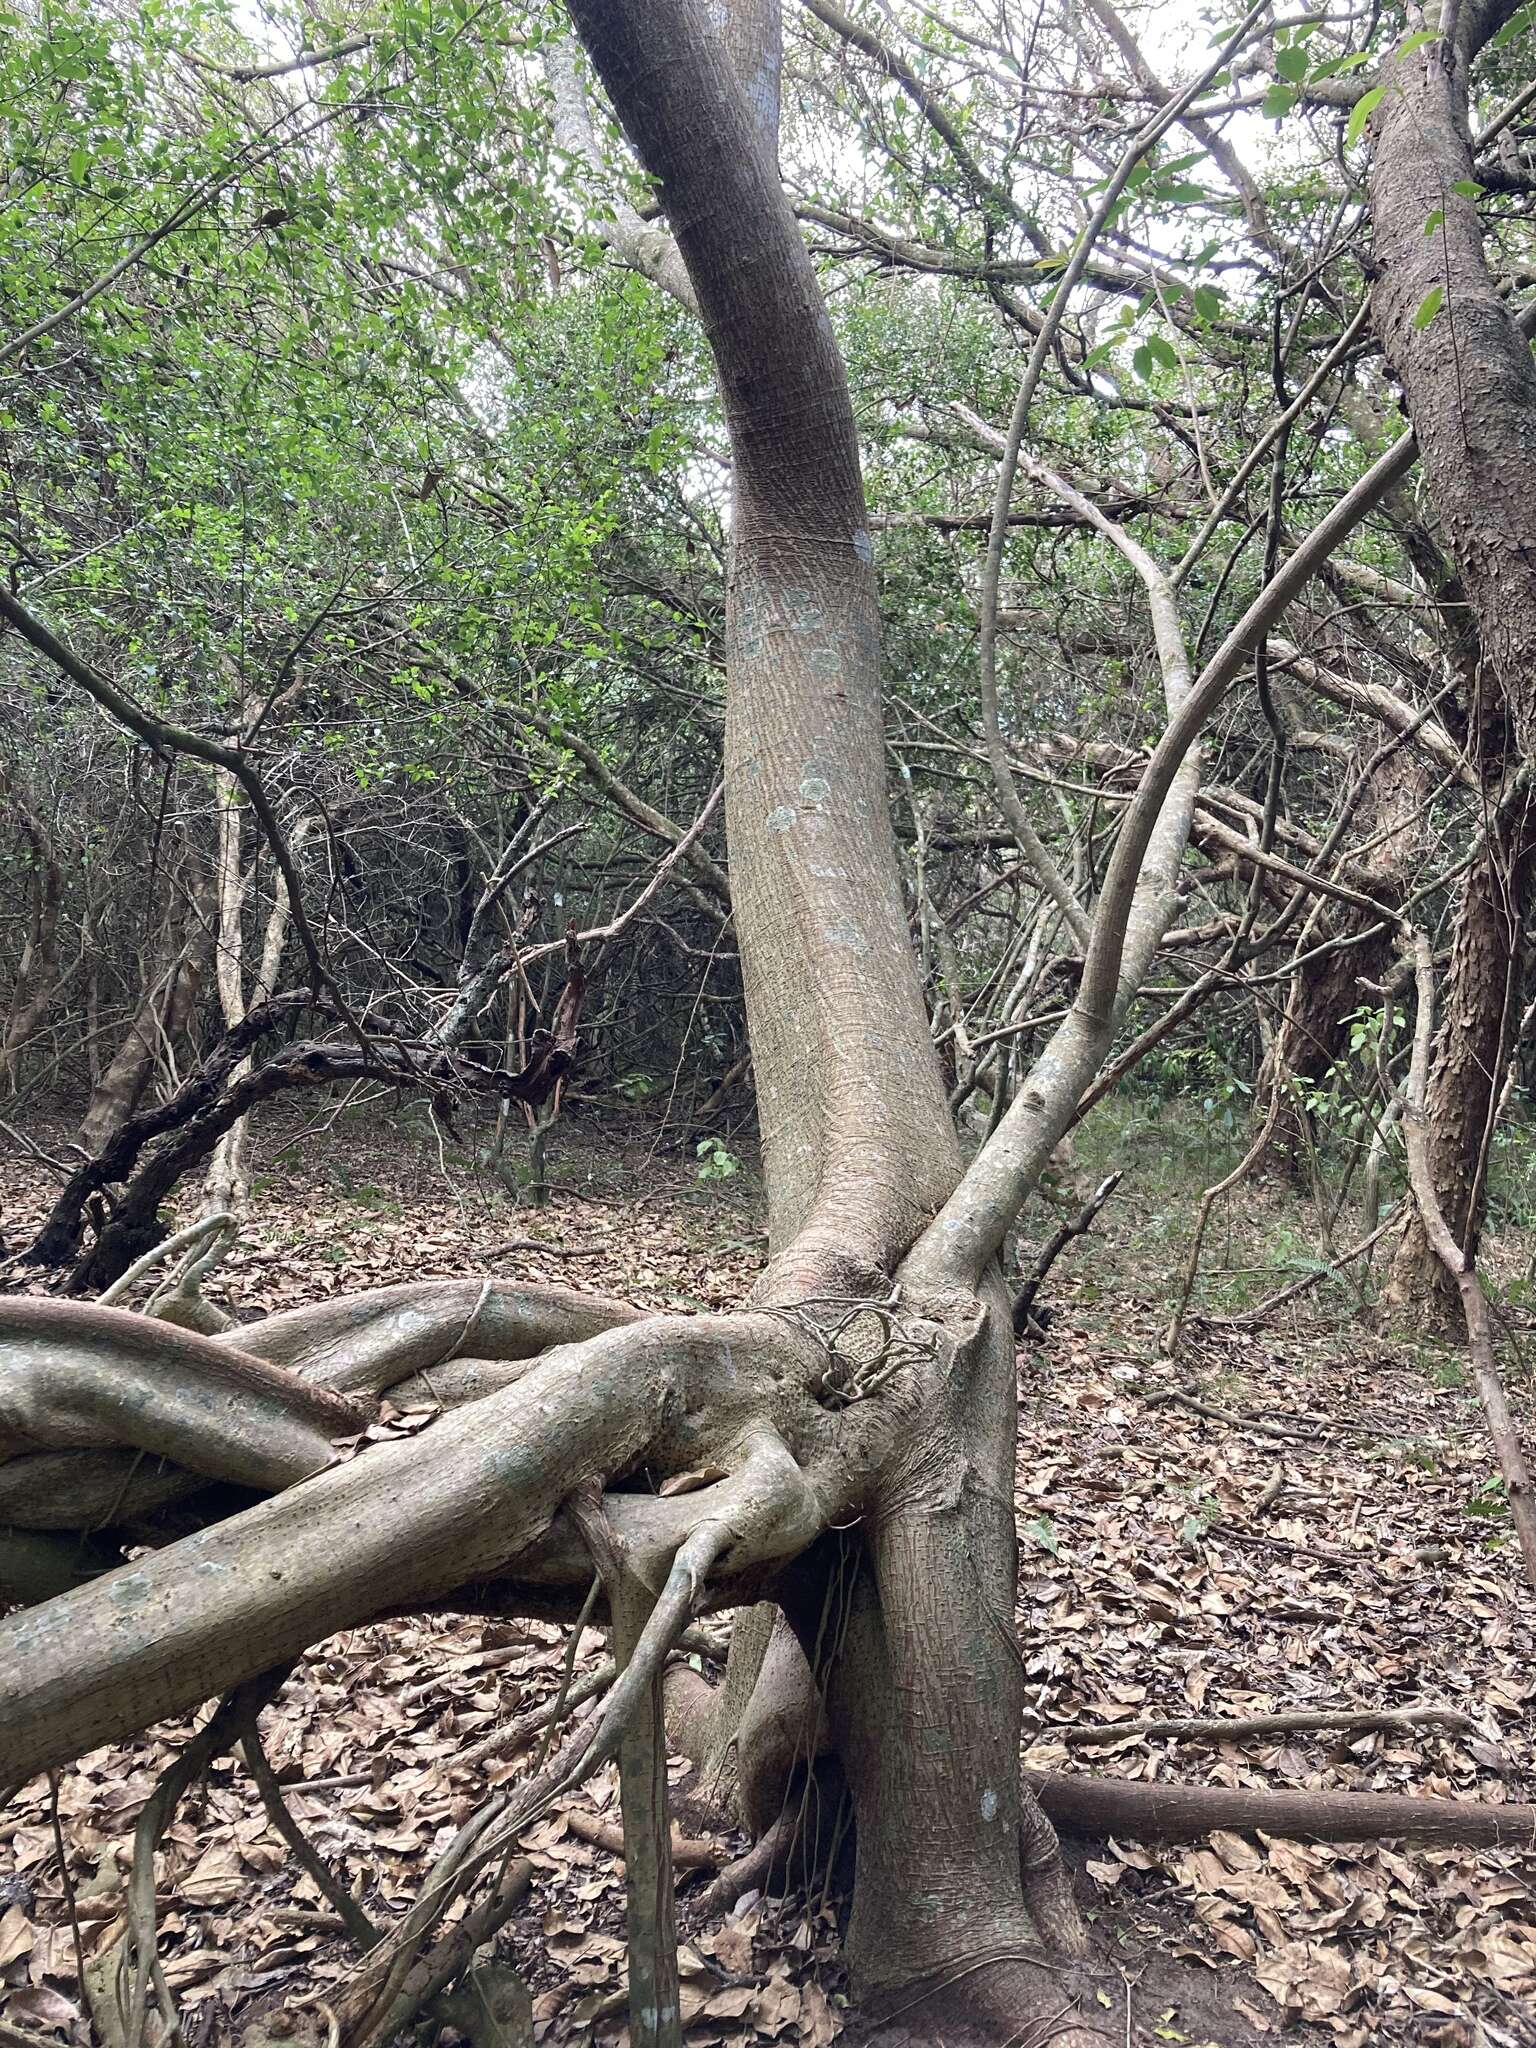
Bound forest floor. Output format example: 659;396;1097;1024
2;1099;1534;2048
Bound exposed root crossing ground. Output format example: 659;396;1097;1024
1;1111;1533;2047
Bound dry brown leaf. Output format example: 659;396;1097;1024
1254;1939;1353;2019
0;1901;34;1967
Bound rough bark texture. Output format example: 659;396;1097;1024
1367;0;1536;1307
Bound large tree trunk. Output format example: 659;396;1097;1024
561;0;1064;2011
7;11;1511;2047
1365;0;1536;1310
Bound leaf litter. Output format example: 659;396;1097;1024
1;1111;1533;2046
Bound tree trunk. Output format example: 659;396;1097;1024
1388;836;1534;1306
78;838;212;1154
78;932;202;1152
0;777;64;1094
10;12;1516;2048
1365;0;1536;1311
203;779;307;1216
1253;749;1421;1185
562;0;1068;2010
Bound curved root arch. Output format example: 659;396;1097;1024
0;1285;838;1784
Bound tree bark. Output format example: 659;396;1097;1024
78;853;210;1154
562;0;1059;2009
11;12;1533;2045
203;780;308;1216
1366;1;1536;1309
1253;748;1422;1184
0;776;65;1093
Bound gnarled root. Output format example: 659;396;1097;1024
0;1281;644;1543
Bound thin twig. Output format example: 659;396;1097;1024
1050;1705;1481;1748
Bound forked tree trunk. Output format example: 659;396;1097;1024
4;12;1504;2048
562;1;1065;2012
1365;0;1536;1312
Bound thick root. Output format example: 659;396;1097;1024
849;1955;1112;2048
1027;1768;1536;1849
0;1298;363;1490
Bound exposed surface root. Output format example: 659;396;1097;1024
847;1955;1111;2048
1028;1768;1536;1848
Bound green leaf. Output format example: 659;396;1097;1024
1274;46;1308;82
1424;208;1444;236
1132;343;1153;381
1145;333;1179;371
1394;28;1440;55
1193;283;1225;321
1311;50;1374;78
1026;1514;1059;1557
1413;284;1445;329
1452;178;1482;198
1346;86;1385;147
1261;82;1298;120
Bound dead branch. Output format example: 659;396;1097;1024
1194;1203;1405;1327
1139;1386;1299;1442
563;1806;723;1870
1013;1171;1123;1336
1048;1705;1481;1749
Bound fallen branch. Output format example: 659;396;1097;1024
1140;1387;1299;1441
1254;1461;1286;1515
563;1806;724;1871
1027;1770;1536;1848
484;1238;606;1260
1013;1171;1123;1336
1193;1203;1406;1327
1047;1705;1480;1749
